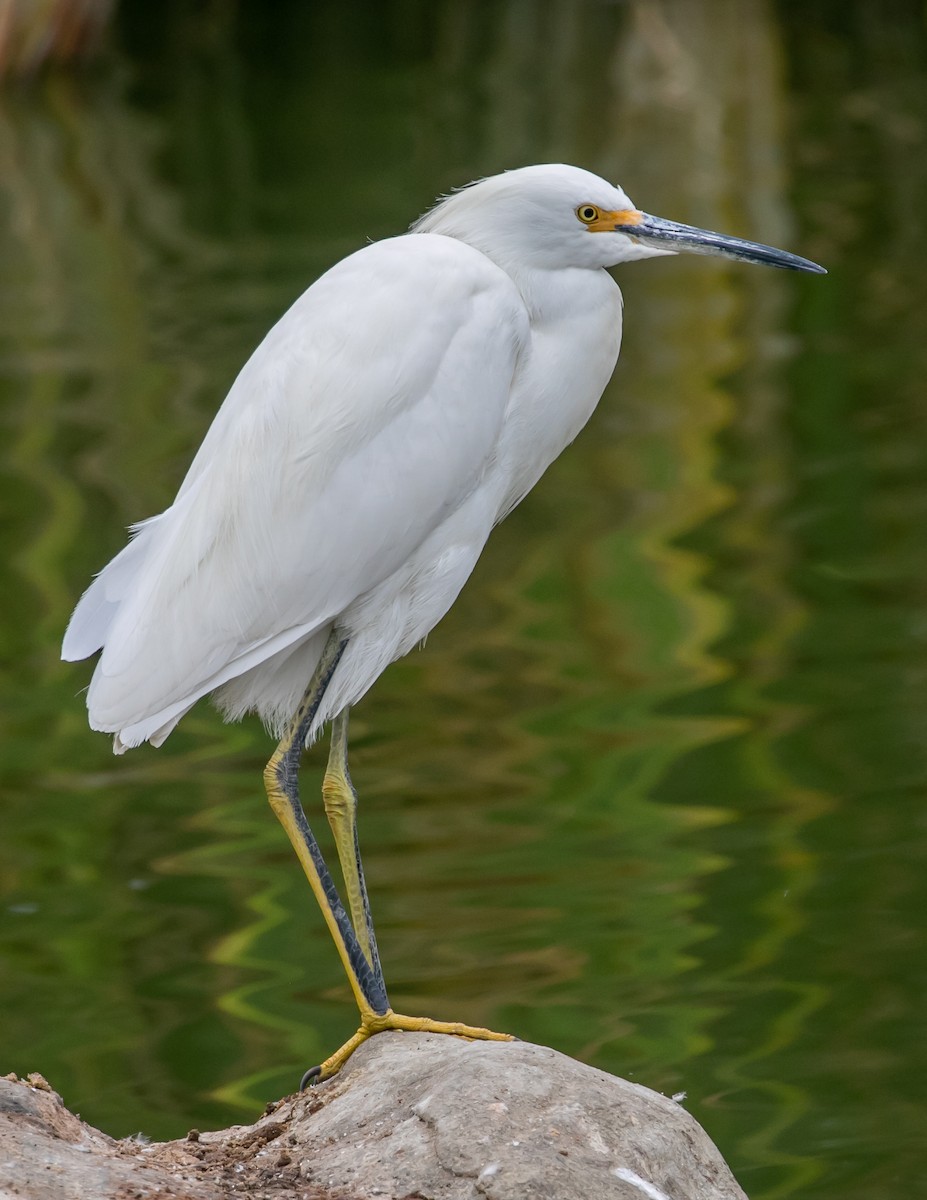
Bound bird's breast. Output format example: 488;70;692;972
492;269;623;519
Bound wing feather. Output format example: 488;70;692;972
70;234;528;735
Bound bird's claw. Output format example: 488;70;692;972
299;1064;322;1090
298;1010;514;1088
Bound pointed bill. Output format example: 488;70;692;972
616;212;826;274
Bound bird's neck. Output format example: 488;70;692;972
509;261;617;329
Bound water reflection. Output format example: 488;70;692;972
0;3;925;1198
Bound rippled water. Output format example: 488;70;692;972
1;3;926;1196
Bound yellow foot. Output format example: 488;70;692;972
305;1010;514;1083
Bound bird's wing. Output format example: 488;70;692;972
62;515;163;662
67;235;528;734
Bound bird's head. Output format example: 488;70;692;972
413;163;825;277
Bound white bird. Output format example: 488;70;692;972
63;164;824;1081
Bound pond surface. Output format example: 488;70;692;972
1;2;926;1196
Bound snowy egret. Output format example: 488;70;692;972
63;164;824;1081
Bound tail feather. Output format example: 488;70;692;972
61;518;162;663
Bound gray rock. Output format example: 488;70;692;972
0;1034;747;1199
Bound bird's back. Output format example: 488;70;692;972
63;234;530;748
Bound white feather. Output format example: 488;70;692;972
74;234;530;744
63;164;657;751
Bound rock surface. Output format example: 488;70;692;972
0;1034;748;1200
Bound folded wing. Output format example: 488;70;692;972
63;234;528;739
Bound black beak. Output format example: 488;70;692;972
618;212;826;274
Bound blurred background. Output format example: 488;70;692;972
0;1;925;1196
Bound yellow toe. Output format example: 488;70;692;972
311;1010;513;1081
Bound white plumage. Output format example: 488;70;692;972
63;163;823;753
62;163;825;1082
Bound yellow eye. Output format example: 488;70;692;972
577;204;600;224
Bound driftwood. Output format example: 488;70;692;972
0;1033;748;1200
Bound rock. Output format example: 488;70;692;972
0;1035;748;1199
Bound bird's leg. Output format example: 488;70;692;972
306;713;515;1085
266;630;514;1086
263;631;390;1024
322;708;384;989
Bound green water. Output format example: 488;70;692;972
1;2;926;1195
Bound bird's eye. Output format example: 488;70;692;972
577;205;600;224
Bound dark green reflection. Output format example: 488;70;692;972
0;4;925;1198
